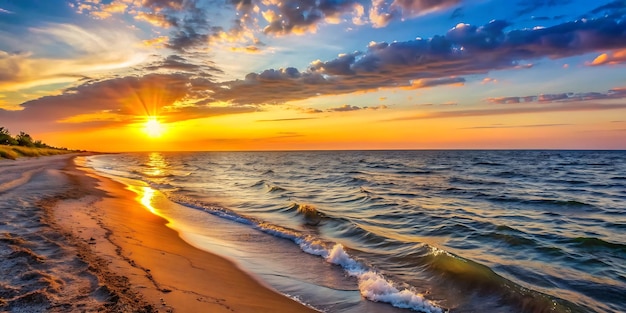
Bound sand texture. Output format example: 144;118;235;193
0;154;318;312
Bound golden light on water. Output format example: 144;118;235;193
140;186;158;215
133;153;166;215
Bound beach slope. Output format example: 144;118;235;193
0;154;318;312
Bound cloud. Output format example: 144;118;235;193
403;77;465;89
328;104;362;112
588;48;626;66
481;77;497;84
460;123;570;129
0;23;150;91
369;0;459;28
134;12;175;28
91;1;128;19
516;0;573;16
390;0;461;18
487;87;626;104
163;1;211;51
326;104;388;112
259;0;361;35
0;72;255;133
257;117;319;122
591;0;626;15
143;36;169;48
369;0;399;28
142;0;185;10
211;16;626;106
143;55;224;74
390;102;626;121
450;7;463;19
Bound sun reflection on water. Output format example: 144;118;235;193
140;186;158;215
146;152;167;177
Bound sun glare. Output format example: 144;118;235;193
144;117;165;138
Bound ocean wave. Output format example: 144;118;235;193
130;170;174;179
523;199;595;209
449;176;505;186
170;197;443;312
394;170;433;175
290;203;325;226
423;248;581;313
473;161;504;166
266;183;287;193
250;180;266;188
325;244;443;313
570;237;626;251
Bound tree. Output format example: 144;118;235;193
0;127;17;145
15;131;34;147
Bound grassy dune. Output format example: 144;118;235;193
0;145;74;160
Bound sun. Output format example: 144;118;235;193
143;117;165;138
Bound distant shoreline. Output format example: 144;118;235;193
0;144;81;160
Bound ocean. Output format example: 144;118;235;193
83;150;625;313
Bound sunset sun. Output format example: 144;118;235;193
143;117;165;138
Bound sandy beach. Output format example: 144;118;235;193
0;154;318;312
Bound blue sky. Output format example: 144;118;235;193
1;0;625;150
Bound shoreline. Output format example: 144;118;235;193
0;154;318;312
56;155;319;312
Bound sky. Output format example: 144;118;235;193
0;0;625;151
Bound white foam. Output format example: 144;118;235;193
164;196;444;313
324;244;443;313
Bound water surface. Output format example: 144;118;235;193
86;150;626;313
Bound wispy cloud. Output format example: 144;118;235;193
327;105;388;112
460;124;571;129
256;117;319;122
486;87;626;104
0;23;150;91
389;103;626;121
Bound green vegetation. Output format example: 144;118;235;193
0;126;73;160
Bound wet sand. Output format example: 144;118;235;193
0;154;318;312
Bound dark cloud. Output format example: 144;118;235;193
487;87;626;104
449;7;464;19
310;52;361;75
163;1;211;51
143;55;224;73
212;16;626;105
328;104;362;112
